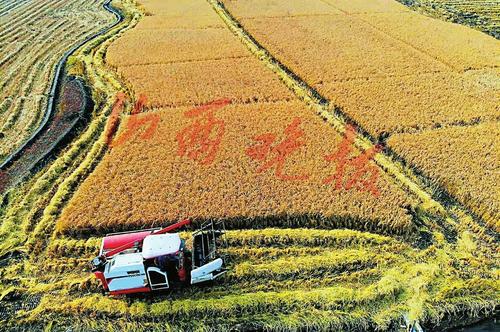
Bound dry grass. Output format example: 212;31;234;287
388;122;500;230
57;101;416;233
115;57;294;107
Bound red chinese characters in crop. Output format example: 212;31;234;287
107;93;160;147
246;117;309;181
323;125;382;197
176;99;231;165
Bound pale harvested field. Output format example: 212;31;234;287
0;0;112;163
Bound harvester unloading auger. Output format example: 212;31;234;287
90;219;226;295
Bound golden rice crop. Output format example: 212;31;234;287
57;101;417;233
221;0;341;17
360;11;500;70
135;14;224;30
316;70;500;136
139;0;218;16
136;0;223;28
321;0;408;13
115;57;294;107
106;27;249;66
388;122;500;231
238;15;446;85
226;2;499;136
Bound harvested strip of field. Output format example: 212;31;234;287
57;101;416;234
0;0;113;164
399;0;500;39
0;77;89;194
388;122;500;231
224;228;396;247
116;57;294;107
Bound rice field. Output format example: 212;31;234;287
0;0;498;331
388;122;500;231
58;101;417;235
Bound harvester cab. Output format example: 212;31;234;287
90;219;226;296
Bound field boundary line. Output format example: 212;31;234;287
206;0;465;234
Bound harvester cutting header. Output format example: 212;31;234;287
90;219;226;295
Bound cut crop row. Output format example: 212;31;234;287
224;228;397;248
228;249;398;282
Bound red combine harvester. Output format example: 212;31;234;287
90;219;226;295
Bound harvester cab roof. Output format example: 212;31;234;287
90;219;226;296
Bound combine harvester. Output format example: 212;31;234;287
90;219;226;295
